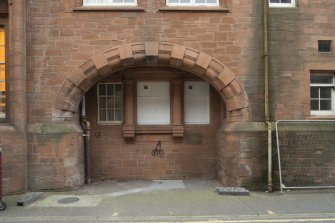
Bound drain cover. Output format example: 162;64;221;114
57;197;80;204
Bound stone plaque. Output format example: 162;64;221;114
186;134;202;145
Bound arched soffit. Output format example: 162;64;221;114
55;42;249;120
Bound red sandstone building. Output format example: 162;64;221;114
0;0;334;195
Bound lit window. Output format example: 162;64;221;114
97;83;123;123
167;0;218;6
269;0;295;7
137;82;170;125
83;0;137;6
184;81;210;124
310;73;335;116
0;26;6;119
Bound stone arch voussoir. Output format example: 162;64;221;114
54;42;250;121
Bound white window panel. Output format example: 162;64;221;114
310;73;335;116
167;0;218;6
184;81;210;124
137;82;170;125
83;0;137;6
269;0;295;8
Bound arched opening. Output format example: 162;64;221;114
54;42;249;120
53;42;250;186
85;66;225;180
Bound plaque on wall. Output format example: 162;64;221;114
186;134;203;145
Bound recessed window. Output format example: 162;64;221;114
83;0;137;6
167;0;219;6
269;0;295;7
318;40;332;53
310;73;335;116
97;83;123;124
137;82;170;125
0;26;6;120
184;81;210;124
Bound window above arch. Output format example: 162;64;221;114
166;0;219;6
83;0;137;6
269;0;295;8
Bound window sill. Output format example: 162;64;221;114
73;6;145;12
158;6;229;12
135;125;172;134
123;124;184;139
307;115;335;120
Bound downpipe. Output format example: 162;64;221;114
80;96;91;185
263;0;273;192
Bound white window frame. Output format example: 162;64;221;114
166;0;219;7
269;0;295;8
97;82;123;124
310;74;335;116
184;81;210;125
83;0;137;7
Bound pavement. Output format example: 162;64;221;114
1;179;335;223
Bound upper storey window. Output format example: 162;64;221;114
310;73;335;116
269;0;295;7
167;0;219;6
83;0;137;6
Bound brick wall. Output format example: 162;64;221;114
269;1;335;188
86;72;222;180
269;1;335;120
22;0;266;190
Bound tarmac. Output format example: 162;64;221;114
1;179;335;223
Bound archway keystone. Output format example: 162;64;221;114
55;42;250;121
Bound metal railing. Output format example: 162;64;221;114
275;120;335;194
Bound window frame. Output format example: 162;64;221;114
97;82;124;125
310;73;335;116
318;40;332;53
269;0;296;8
0;22;8;122
83;0;137;7
166;0;219;7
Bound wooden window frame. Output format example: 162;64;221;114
97;82;124;125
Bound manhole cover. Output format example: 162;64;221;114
57;197;80;204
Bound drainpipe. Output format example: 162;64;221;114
80;96;91;184
263;0;272;192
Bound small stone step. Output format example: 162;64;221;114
216;187;250;196
17;192;44;206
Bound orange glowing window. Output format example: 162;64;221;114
0;26;6;119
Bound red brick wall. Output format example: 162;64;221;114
22;0;264;191
86;70;223;180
